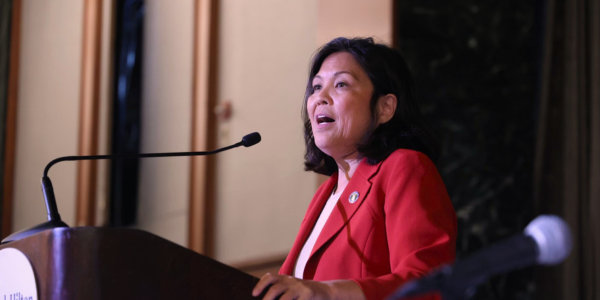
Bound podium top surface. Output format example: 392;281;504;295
0;227;261;300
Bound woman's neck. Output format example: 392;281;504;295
333;156;362;196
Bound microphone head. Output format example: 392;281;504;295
524;215;572;265
241;132;261;147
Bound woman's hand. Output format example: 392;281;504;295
252;273;366;300
252;273;333;300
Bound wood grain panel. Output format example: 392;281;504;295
76;0;103;226
189;0;219;255
0;227;264;299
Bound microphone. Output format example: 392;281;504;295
1;132;262;244
241;132;261;147
387;215;572;300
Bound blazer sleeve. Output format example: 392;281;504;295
352;151;457;300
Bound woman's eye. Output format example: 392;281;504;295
335;82;347;88
312;85;322;92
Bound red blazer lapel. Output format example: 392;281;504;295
309;160;382;259
279;173;338;275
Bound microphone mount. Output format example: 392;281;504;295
1;132;261;244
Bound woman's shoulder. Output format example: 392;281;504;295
381;148;437;171
377;149;452;210
371;149;446;192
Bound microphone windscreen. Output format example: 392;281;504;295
524;215;572;265
242;132;261;147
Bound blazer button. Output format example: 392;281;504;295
349;191;359;203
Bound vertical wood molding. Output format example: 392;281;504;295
76;0;103;226
94;0;116;226
1;0;21;239
189;0;218;255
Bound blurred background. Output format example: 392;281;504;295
0;0;597;299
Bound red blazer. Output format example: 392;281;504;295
279;149;457;300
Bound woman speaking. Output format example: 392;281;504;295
253;37;457;300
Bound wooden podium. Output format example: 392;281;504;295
0;227;264;299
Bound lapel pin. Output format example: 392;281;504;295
349;191;359;203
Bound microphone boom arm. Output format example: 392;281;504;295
1;132;260;244
43;142;243;177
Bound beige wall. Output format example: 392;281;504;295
317;0;393;45
213;0;319;264
10;0;393;265
134;0;195;247
12;0;196;244
12;0;84;231
12;0;113;232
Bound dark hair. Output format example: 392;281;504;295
302;37;440;176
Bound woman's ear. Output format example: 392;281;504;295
376;94;397;125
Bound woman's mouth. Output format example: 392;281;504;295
316;115;335;125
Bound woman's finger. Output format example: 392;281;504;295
252;273;281;297
262;282;290;300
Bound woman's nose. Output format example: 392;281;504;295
316;97;330;106
315;87;332;106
